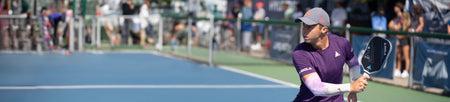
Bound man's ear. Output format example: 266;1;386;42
321;26;328;34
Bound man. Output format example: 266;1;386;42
292;8;370;102
39;7;53;51
241;0;252;51
282;3;294;20
121;0;136;45
371;8;387;37
251;1;265;50
330;1;347;36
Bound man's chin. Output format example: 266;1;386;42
304;39;311;43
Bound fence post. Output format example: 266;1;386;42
78;17;83;52
209;14;214;66
69;17;75;52
408;34;415;89
96;17;101;49
345;24;351;41
236;13;242;52
157;16;163;52
91;18;96;46
187;17;192;57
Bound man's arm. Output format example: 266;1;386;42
347;56;360;82
302;72;369;96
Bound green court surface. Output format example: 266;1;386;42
158;45;450;102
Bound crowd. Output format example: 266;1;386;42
1;0;449;59
0;0;74;54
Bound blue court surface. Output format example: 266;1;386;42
0;52;298;102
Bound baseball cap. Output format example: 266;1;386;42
256;2;264;8
295;7;330;26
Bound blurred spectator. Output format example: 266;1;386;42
231;4;241;18
121;0;136;45
292;3;303;20
388;3;403;32
171;20;199;51
212;5;223;18
241;0;252;51
0;0;3;11
448;20;450;35
39;7;54;51
49;11;64;49
371;8;387;37
398;12;411;78
1;0;8;49
347;0;370;27
220;6;238;50
282;3;294;20
330;1;347;36
139;0;153;46
448;4;450;35
251;1;265;50
62;10;73;55
389;2;410;78
408;5;424;33
98;4;121;46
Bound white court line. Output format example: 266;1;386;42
0;85;291;90
219;66;300;89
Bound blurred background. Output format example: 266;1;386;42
0;0;450;102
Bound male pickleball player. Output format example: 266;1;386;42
292;8;370;102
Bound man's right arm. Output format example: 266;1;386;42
301;72;370;96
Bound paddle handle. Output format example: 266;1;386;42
363;73;369;81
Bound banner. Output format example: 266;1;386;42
352;35;397;79
412;37;450;90
269;26;299;63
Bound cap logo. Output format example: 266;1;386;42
320;18;325;24
305;10;311;16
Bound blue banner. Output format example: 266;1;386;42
412;37;450;90
352;35;397;79
269;26;299;63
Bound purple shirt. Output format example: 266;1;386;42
292;34;355;102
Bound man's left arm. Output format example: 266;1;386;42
344;39;361;102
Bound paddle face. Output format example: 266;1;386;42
360;36;392;74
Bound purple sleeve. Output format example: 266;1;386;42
344;39;359;67
293;51;316;78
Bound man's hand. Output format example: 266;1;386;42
347;92;357;102
350;75;370;92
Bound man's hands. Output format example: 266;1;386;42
348;75;369;102
350;75;370;92
347;92;357;102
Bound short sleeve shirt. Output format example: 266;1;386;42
292;34;356;102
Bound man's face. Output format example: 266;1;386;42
42;10;49;16
302;23;324;43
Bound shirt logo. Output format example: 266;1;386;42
300;67;312;73
335;51;341;58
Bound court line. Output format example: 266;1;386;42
218;66;300;89
0;85;292;90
